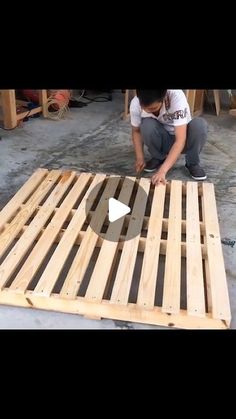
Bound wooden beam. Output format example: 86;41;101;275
1;90;17;129
213;90;220;116
38;90;48;117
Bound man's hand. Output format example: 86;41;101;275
135;157;146;173
151;169;167;186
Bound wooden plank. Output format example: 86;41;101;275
213;90;220;116
202;183;231;321
185;90;196;115
185;90;205;116
201;195;212;312
110;178;150;305
137;184;166;309
9;173;91;293
186;182;205;317
15;99;29;106
229;108;236;116
0;170;61;260
0;171;76;290
16;107;42;120
0;290;228;329
33;174;106;296
6;222;207;258
24;206;205;235
30;180;201;201
1;90;17;129
0;168;48;232
123;90;136;120
38;90;48;117
194;90;205;116
162;180;182;314
84;177;135;302
124;90;129;119
60;176;121;299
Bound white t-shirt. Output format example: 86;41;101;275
130;90;192;134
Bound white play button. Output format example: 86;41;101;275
108;198;131;223
86;177;148;241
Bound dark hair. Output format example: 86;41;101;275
136;90;167;106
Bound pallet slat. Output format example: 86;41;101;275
201;195;212;312
0;169;231;329
137;184;166;309
110;178;150;305
186;182;205;317
85;177;136;302
162;180;182;314
0;290;227;329
202;183;231;321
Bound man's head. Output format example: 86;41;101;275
136;90;167;114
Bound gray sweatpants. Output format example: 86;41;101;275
140;117;208;165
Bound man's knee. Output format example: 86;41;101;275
141;118;158;134
188;117;208;138
140;118;163;145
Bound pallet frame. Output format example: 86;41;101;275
0;169;231;329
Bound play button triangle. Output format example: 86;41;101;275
108;198;131;223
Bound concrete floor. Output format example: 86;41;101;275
0;90;235;329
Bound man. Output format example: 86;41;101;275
130;90;208;185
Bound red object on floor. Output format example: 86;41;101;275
50;90;71;110
21;90;71;109
22;90;39;103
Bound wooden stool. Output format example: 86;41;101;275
185;90;205;116
0;90;48;129
213;90;220;116
185;90;222;116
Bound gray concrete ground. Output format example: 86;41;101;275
0;90;235;329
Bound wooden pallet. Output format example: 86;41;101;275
0;169;231;329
